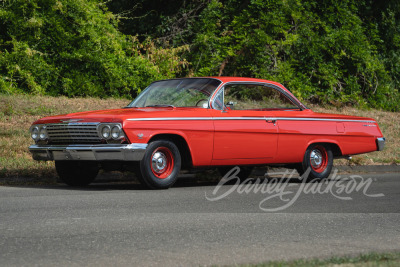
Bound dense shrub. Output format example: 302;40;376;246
181;0;399;110
1;0;399;110
0;0;183;98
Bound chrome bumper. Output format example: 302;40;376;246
29;143;148;161
376;137;386;151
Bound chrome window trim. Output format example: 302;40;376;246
208;82;225;109
266;84;308;110
209;81;306;111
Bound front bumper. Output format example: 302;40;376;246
29;143;148;161
376;137;386;151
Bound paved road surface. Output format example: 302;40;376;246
1;171;399;266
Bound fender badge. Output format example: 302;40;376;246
137;133;144;139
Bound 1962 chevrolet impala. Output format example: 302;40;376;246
29;77;385;189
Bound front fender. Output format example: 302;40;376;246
123;121;214;166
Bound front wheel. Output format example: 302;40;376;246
297;144;333;180
55;161;99;186
139;140;181;189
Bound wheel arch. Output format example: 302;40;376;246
306;140;343;157
148;133;193;169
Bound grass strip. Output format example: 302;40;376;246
236;251;400;267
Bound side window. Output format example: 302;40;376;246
212;88;224;110
223;84;299;110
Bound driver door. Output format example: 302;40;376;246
211;83;299;160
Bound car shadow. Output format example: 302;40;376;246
3;171;310;192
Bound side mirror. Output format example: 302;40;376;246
222;101;236;112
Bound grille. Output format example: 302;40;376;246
46;123;101;144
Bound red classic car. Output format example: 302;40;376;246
29;77;385;189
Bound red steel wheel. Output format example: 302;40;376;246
150;147;174;179
309;145;328;173
297;143;334;180
140;140;181;189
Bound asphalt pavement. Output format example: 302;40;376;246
0;169;399;266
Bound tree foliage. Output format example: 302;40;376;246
180;0;399;110
113;0;399;110
1;0;399;110
0;0;184;98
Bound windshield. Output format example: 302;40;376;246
127;78;221;108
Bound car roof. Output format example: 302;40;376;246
154;76;283;87
206;76;284;86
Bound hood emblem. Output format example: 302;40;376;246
60;119;83;123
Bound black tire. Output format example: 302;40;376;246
297;144;333;180
218;166;254;181
139;140;181;189
55;161;99;186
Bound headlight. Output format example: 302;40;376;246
31;126;40;141
98;123;125;142
30;124;48;142
39;127;47;140
111;125;121;139
101;125;111;139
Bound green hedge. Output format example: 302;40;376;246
0;0;167;98
1;0;399;111
185;0;399;111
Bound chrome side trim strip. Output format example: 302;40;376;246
29;143;148;161
213;117;264;120
127;117;376;123
127;117;214;121
127;117;266;121
265;117;376;123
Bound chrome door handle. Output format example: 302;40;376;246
266;119;276;126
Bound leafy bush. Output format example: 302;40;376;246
1;0;399;110
183;0;399;110
0;0;178;98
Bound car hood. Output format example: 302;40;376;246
33;107;210;124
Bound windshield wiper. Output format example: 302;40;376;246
145;104;175;108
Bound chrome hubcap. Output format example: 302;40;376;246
310;149;322;168
151;152;167;173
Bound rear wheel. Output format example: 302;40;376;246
55;161;99;186
139;140;181;189
297;144;333;180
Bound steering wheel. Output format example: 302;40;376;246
195;99;208;107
